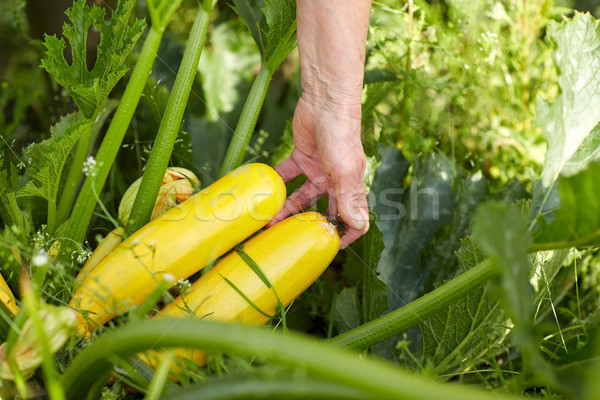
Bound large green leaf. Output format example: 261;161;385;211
335;217;388;335
473;202;556;386
358;147;521;359
374;150;458;311
419;237;507;378
533;161;600;249
40;0;145;118
532;13;600;247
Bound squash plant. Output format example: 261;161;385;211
1;0;600;400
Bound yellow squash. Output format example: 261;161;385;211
148;211;340;367
0;273;18;315
70;163;286;336
76;167;200;285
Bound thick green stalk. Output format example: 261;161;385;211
163;373;367;400
61;319;524;400
124;0;214;236
218;66;273;177
64;27;163;245
47;199;57;237
56;122;94;228
327;259;496;350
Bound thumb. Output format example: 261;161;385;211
330;159;368;231
335;189;368;231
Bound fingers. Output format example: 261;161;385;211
329;150;368;228
275;157;302;183
336;189;369;249
339;221;369;249
267;180;324;227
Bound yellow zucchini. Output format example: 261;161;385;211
75;227;125;286
0;273;18;315
76;168;200;286
148;211;340;367
70;163;285;336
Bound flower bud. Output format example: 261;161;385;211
0;305;77;380
118;167;200;226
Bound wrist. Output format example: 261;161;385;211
300;64;364;108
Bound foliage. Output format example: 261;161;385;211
1;0;600;399
40;0;145;119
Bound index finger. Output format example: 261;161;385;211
275;157;302;183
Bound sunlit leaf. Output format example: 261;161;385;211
40;0;145;118
532;13;600;244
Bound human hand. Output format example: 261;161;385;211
269;93;369;249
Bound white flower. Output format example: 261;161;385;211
32;250;49;267
82;156;102;177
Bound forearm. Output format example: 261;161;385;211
296;0;371;108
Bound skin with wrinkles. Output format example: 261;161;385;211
271;0;372;249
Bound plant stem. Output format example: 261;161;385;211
23;288;65;400
124;0;214;236
47;199;57;237
61;318;524;400
162;372;367;400
144;350;175;400
64;27;163;245
218;66;273;177
56;121;94;229
327;259;496;350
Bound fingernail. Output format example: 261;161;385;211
350;209;366;230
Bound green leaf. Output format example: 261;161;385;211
419;237;508;378
232;0;297;71
373;150;458;312
333;286;361;334
17;118;93;205
362;147;509;359
40;0;145;118
473;203;532;338
532;161;600;249
262;0;297;70
336;216;388;336
473;202;556;386
360;219;388;325
0;163;31;236
532;13;600;239
230;0;264;60
197;19;261;121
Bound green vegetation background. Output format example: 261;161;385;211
2;0;600;398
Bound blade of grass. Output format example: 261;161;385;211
235;247;287;331
219;273;275;320
144;350;176;400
